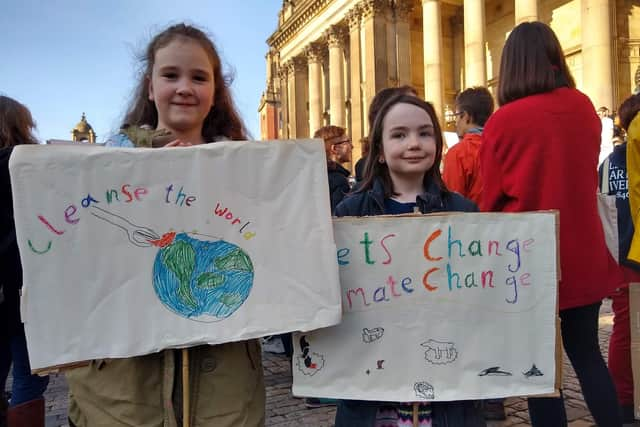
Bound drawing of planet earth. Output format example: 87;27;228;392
152;232;254;321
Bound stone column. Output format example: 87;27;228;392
395;0;414;87
265;51;274;88
327;25;348;127
581;0;613;110
451;12;465;92
422;0;444;120
463;0;486;87
278;66;289;138
286;61;296;138
306;42;325;135
515;0;538;24
385;6;398;86
361;0;390;127
347;7;364;161
286;57;309;138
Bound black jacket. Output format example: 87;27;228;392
334;178;484;426
0;147;21;339
354;156;367;183
328;163;351;213
335;177;478;217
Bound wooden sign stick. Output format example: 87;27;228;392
413;402;419;427
183;348;190;427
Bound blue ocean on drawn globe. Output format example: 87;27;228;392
152;232;254;321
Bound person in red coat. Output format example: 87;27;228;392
480;22;624;427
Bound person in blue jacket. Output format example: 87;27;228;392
600;95;640;424
333;93;483;427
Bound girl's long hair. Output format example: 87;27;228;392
358;94;447;198
124;23;248;141
497;21;575;106
0;96;38;147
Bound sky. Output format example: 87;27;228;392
0;0;282;142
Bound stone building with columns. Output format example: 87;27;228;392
258;0;640;166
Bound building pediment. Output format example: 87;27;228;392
268;0;333;51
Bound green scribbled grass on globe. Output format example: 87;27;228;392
153;233;255;320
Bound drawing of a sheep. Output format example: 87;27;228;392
421;339;458;364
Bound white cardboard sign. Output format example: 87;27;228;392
9;140;342;370
293;213;558;402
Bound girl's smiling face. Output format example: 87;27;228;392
380;102;437;182
148;37;215;142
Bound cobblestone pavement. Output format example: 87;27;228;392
5;300;626;426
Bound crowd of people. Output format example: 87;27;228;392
1;19;640;427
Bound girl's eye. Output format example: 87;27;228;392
193;74;209;82
163;73;178;80
391;132;405;139
420;130;432;137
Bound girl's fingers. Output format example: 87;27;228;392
164;140;193;148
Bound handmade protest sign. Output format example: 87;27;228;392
9;140;342;371
293;213;558;402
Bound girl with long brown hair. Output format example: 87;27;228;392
65;24;265;427
0;95;48;427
